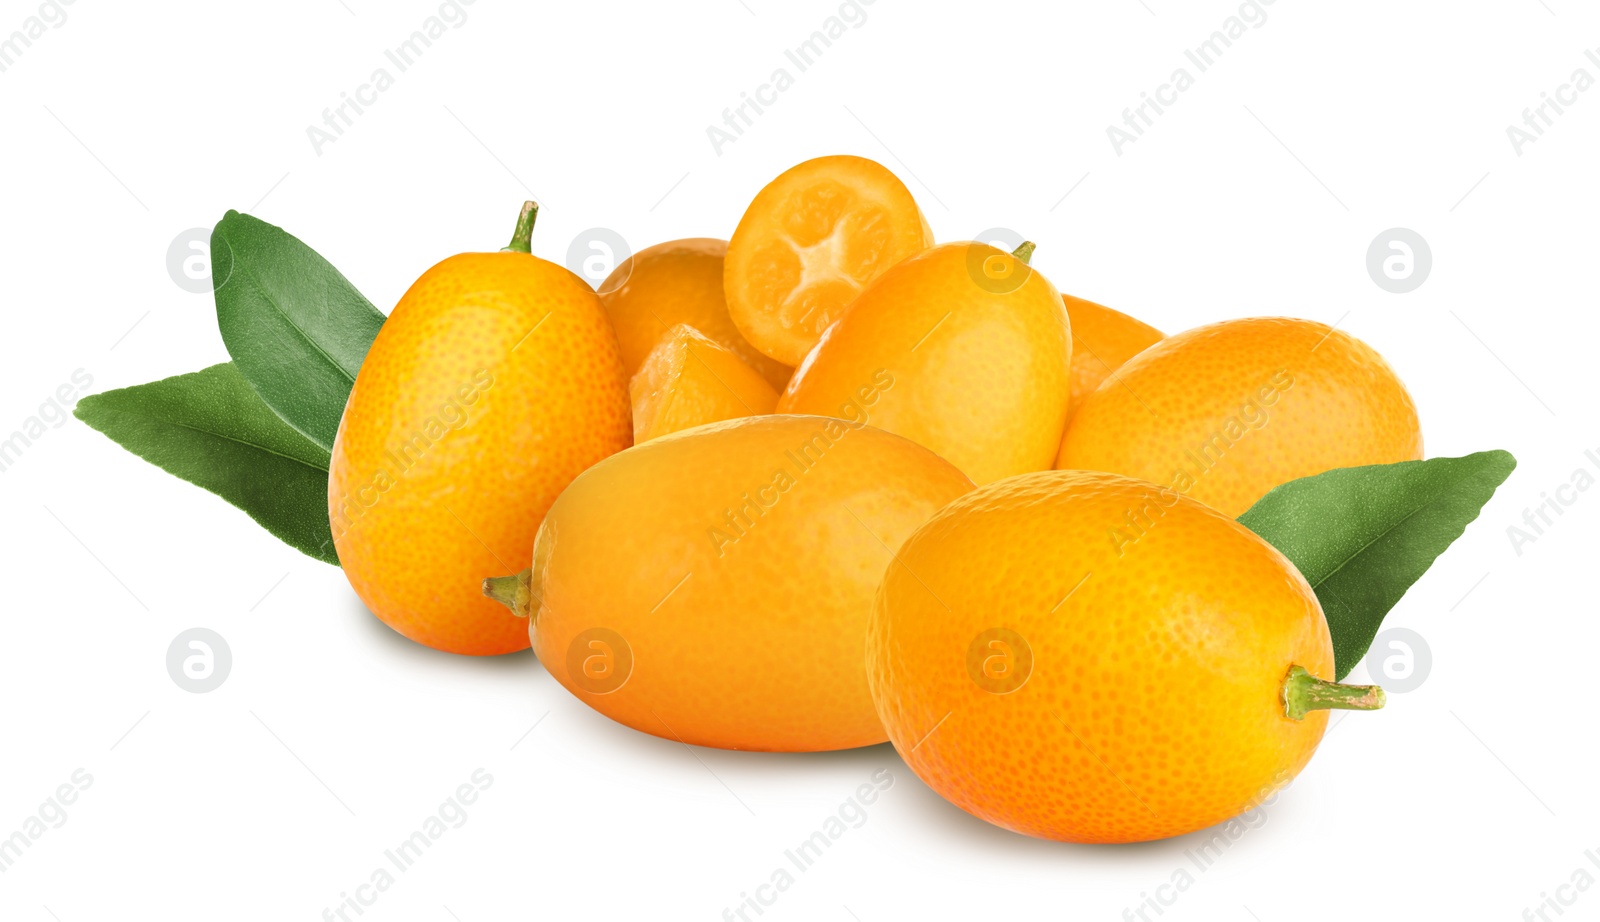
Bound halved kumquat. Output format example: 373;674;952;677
725;155;934;366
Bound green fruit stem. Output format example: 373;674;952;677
483;567;534;618
1283;666;1386;720
503;201;539;254
1011;241;1036;264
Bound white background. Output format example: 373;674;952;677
3;1;1597;920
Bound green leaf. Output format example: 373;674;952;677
1238;451;1516;679
74;363;339;565
211;210;386;451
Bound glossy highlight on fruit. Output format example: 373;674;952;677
867;469;1384;844
778;241;1071;485
1058;317;1422;517
725;155;934;366
486;415;974;751
630;324;778;442
1062;294;1163;424
331;203;631;655
600;237;791;390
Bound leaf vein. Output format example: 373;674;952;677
90;406;330;474
232;255;359;385
1306;498;1434;590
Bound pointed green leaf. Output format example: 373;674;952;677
211;210;386;451
74;363;338;565
1238;450;1516;679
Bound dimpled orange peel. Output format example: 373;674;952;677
331;202;631;655
483;415;974;751
778;240;1071;485
867;469;1386;844
1058;317;1422;517
599;237;792;390
630;324;778;442
1062;294;1164;424
725;155;935;366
